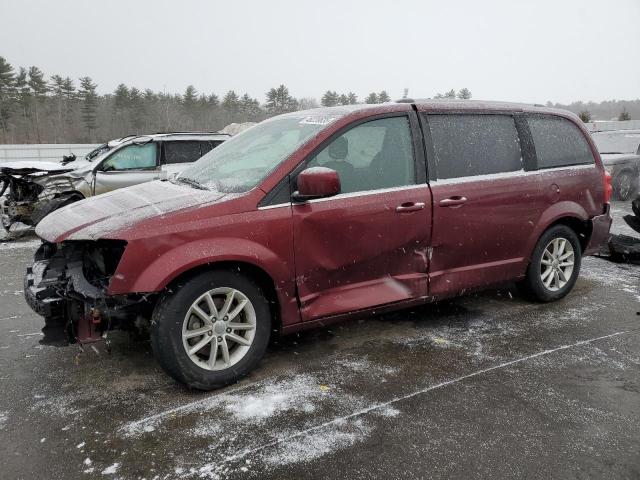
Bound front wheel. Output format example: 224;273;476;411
151;270;272;390
518;225;582;302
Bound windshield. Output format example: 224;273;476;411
177;113;341;193
85;144;111;162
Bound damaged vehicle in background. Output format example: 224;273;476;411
591;129;640;201
0;132;229;237
24;101;612;390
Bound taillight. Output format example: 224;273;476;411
603;170;613;204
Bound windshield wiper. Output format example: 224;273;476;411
174;176;209;190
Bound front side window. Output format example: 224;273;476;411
101;143;157;171
164;141;202;164
427;114;522;179
179;113;343;193
528;116;594;168
307;116;415;194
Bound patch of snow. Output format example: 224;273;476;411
123;374;323;437
0;411;7;429
263;418;371;466
101;463;119;475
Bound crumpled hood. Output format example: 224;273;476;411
36;180;227;242
0;160;75;174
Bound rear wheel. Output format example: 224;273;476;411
151;270;271;390
519;225;582;302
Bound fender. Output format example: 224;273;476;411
109;237;293;294
524;200;589;261
108;236;301;327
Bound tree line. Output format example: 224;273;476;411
0;57;479;144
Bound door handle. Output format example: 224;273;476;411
439;196;467;207
395;202;425;213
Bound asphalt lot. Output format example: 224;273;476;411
0;201;639;480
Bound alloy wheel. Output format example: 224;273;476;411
540;237;575;292
181;287;256;370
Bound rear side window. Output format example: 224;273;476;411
200;140;224;155
427;114;522;179
164;141;203;164
528;116;594;168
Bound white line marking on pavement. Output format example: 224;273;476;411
221;330;631;464
121;329;632;460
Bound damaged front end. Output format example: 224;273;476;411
1;165;86;237
24;240;155;346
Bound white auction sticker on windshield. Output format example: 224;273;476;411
299;115;338;126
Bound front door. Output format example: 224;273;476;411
292;115;432;321
422;112;544;297
93;142;160;195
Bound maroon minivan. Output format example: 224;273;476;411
25;100;613;389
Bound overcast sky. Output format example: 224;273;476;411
1;0;639;104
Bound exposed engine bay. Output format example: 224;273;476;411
24;240;155;346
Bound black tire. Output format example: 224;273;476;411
150;269;272;390
518;225;582;302
613;170;637;201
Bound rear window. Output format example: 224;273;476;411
200;140;224;155
164;141;203;165
528;116;594;168
427;114;522;179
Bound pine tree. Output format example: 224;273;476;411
619;108;631;121
15;67;31;141
113;84;130;112
222;90;240;120
239;93;262;121
183;85;198;109
0;56;16;141
265;85;298;114
365;92;378;104
207;93;220;108
28;66;48;142
338;94;349;106
457;88;472;99
78;76;98;139
321;90;340;107
444;89;456;99
578;110;592;123
378;91;390;103
347;92;358;105
129;87;144;131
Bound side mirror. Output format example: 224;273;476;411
292;167;341;202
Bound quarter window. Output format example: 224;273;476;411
101;143;157;171
307;116;416;194
427;114;522;179
527;116;594;168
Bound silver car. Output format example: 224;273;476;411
0;132;229;235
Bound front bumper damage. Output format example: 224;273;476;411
24;240;154;346
1;165;85;237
